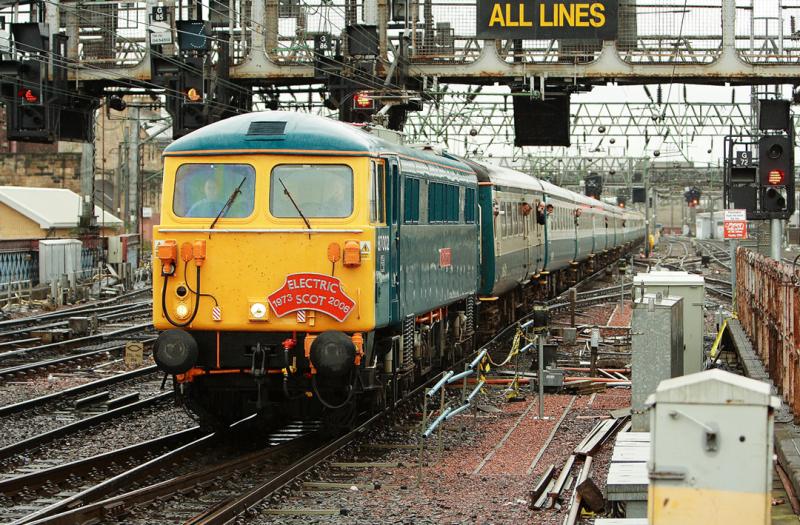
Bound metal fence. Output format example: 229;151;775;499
0;248;38;287
0;237;115;288
735;1;800;64
736;249;800;417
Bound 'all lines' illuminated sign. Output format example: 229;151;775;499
477;0;619;40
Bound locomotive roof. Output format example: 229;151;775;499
164;111;472;173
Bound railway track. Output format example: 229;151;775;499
0;337;156;380
0;321;153;362
0;287;151;331
2;255;637;524
4;419;320;525
0;300;150;341
0;364;159;417
179;263;641;524
0;391;174;464
547;282;633;313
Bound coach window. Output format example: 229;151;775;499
465;188;476;223
173;163;256;218
369;160;386;223
270;164;353;218
404;177;420;224
510;204;517;235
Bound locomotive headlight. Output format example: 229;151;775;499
175;303;190;320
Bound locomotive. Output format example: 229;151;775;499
151;111;645;429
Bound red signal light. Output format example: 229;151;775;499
619;202;625;208
18;88;38;103
767;169;785;185
353;91;374;110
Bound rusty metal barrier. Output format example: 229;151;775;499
736;248;800;419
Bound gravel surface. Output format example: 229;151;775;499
0;375;164;448
242;388;630;525
607;302;632;327
0;399;193;476
0;358;155;407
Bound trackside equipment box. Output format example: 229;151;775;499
647;370;778;525
631;293;684;431
633;271;705;375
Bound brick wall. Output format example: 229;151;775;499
0;152;82;192
0;107;82;191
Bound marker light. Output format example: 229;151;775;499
250;303;267;319
767;170;785;185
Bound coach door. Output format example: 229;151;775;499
386;157;401;323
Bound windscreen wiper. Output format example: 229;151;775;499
208;176;247;236
279;178;313;236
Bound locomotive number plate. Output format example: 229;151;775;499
268;273;355;322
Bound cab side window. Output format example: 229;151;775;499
370;161;386;224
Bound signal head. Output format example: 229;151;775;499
767;169;786;185
186;87;202;102
353;91;374;110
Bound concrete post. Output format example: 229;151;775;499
537;334;544;419
644;164;650;257
771;219;783;261
722;0;735;51
79;142;96;228
127;106;140;236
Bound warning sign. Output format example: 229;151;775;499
723;209;748;240
124;342;144;368
477;0;619;40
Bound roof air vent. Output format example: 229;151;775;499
247;121;286;136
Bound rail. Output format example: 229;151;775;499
736;248;800;419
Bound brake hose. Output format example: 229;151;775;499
311;371;357;410
161;266;201;327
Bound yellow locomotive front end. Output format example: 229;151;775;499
152;145;385;427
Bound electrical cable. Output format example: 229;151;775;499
161;266;201;327
183;260;218;306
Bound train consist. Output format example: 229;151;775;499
151;111;645;429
